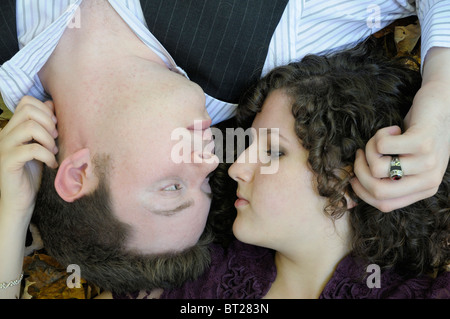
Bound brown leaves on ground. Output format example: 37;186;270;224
22;252;101;299
372;16;421;71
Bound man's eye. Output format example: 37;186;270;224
163;184;182;191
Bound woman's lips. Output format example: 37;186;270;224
234;198;249;208
235;192;249;208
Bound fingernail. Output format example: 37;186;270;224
52;129;58;138
53;146;59;154
52;115;57;124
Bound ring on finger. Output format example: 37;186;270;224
389;155;403;181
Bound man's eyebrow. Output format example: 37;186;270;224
152;200;195;216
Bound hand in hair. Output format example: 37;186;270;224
351;47;450;212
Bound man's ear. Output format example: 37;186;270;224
54;148;99;202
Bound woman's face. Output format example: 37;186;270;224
228;89;341;253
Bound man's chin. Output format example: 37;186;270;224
84;226;214;295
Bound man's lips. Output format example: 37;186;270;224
187;119;212;131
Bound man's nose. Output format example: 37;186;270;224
191;150;219;172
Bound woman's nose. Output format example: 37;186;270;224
228;147;255;183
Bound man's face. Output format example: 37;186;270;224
93;59;219;254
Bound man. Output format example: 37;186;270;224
0;0;219;298
0;0;449;298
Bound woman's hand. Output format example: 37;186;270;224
352;100;449;212
351;48;450;212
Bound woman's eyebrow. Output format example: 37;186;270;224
265;128;288;142
152;199;195;216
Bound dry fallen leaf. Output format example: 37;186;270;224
22;252;101;299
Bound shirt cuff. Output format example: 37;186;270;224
417;1;450;71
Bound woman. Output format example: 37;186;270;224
137;40;449;299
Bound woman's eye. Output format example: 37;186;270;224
266;149;284;158
163;184;182;191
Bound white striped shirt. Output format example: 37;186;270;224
262;0;450;77
1;0;449;125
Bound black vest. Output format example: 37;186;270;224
0;0;288;103
0;0;19;66
140;0;288;103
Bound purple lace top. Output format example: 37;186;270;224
114;240;450;299
320;253;450;299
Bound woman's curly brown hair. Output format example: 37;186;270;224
211;39;449;276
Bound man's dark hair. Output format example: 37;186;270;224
32;156;212;294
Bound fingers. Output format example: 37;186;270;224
366;125;443;176
17;96;55;117
352;149;441;212
3;143;58;171
372;126;424;155
0;97;58;170
365;139;423;179
363;124;445;178
350;176;438;212
3;120;59;157
1;101;57;139
355;149;435;195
